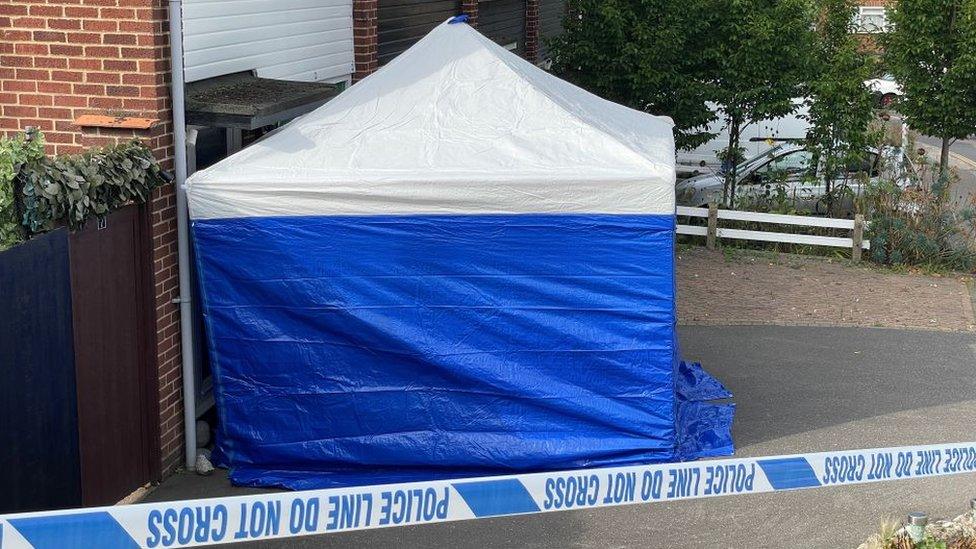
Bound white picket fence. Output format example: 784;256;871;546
676;205;870;258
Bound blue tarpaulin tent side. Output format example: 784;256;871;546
188;19;734;490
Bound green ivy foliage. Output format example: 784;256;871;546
0;131;166;250
0;132;46;250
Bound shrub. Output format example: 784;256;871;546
0;130;166;250
0;132;46;249
864;150;976;271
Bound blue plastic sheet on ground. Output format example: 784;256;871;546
675;361;736;459
193;214;735;489
677;361;733;402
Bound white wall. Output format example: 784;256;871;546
182;0;354;83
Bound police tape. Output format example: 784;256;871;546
2;441;976;548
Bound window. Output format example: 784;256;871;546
744;150;813;184
856;7;888;33
760;150;813;175
845;152;880;177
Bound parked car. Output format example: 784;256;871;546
676;100;810;178
677;84;897;178
675;143;899;215
865;74;903;108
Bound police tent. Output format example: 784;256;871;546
186;18;735;489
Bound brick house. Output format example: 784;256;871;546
0;0;184;486
854;0;890;51
0;0;567;506
856;0;889;32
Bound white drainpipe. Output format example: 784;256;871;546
168;0;197;470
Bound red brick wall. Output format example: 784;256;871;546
1;0;169;155
352;0;377;82
0;0;184;478
461;0;478;27
151;178;183;478
524;0;539;63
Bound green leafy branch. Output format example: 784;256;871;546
0;132;46;249
0;131;166;250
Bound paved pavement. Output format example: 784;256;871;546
678;248;975;332
146;325;976;548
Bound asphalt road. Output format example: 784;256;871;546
914;135;976;168
149;325;976;548
912;133;976;203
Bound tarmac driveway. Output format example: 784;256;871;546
147;325;976;548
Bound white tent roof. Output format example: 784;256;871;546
187;19;676;220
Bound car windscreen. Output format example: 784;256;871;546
736;146;787;174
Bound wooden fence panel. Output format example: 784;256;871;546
0;229;82;513
69;204;157;506
676;205;870;255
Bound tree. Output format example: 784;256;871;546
883;0;976;178
708;0;815;206
805;0;876;215
548;0;719;150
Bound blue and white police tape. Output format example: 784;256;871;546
2;441;976;548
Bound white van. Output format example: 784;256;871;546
677;100;811;178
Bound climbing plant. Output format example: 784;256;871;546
19;138;166;234
0;130;168;251
0;132;46;249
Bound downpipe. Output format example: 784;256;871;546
168;0;197;470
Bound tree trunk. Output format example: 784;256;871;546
723;117;741;208
940;136;951;180
823;145;834;216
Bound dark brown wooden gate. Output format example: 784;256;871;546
69;204;159;506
